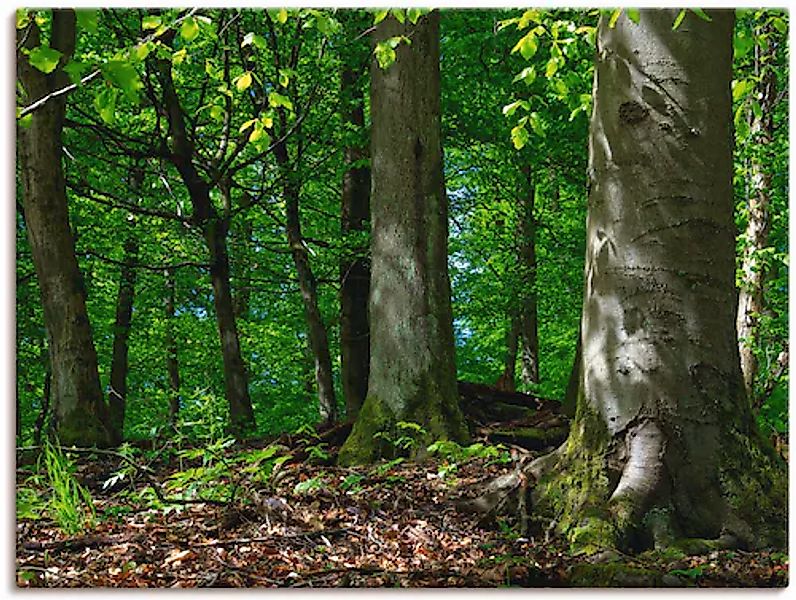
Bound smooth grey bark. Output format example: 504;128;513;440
17;10;115;447
339;12;469;465
527;10;785;552
340;51;371;420
736;25;776;405
157;56;256;435
517;167;539;387
164;268;181;425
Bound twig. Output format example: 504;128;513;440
193;527;352;548
21;534;144;553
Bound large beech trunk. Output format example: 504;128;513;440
17;10;115;447
736;27;777;405
339;12;468;465
340;59;371;419
525;10;785;552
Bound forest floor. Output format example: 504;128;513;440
16;432;788;588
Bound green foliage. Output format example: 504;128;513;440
18;443;97;535
27;45;63;74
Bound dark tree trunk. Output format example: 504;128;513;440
495;314;520;392
206;217;256;434
164;268;181;425
274;139;337;427
561;325;581;417
108;186;140;437
157;55;256;436
339;12;469;465
517;167;539;387
736;24;777;405
16;10;114;447
233;195;253;321
34;365;52;446
340;55;371;420
526;10;785;552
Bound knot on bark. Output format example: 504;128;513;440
618;101;649;125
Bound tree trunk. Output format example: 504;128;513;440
206;218;257;434
339;12;469;465
527;10;785;553
340;55;371;420
736;26;776;406
517;167;539;387
495;314;520;392
108;185;140;437
561;324;581;417
16;10;115;447
157;56;256;436
164;268;181;425
275;140;338;427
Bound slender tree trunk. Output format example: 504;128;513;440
16;10;114;447
339;12;469;465
495;314;520;392
164;268;181;425
108;177;141;437
157;55;256;436
736;26;776;406
517;167;539;386
34;367;52;446
275;140;338;427
206;217;256;434
526;10;785;552
233;195;253;321
340;58;371;420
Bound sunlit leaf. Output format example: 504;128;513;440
608;9;622;28
142;15;161;30
510;124;529;149
626;9;640;24
235;71;253;92
28;45;63;74
690;8;712;22
76;9;98;33
181;17;200;42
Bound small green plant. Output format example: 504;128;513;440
371;457;404;477
341;473;366;494
668;565;705;580
294;474;327;495
16;487;46;520
33;442;96;535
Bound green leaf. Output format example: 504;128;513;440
528;111;544;136
772;17;787;34
374;9;389;25
133;42;152;62
94;87;118;124
16;9;30;29
18;113;33;128
751;100;763;121
407;8;424;24
518;10;541;29
268;91;293;111
63;60;89;84
242;32;267;50
239;118;257;133
512;32;538;60
171;48;187;65
502;100;523;117
235;71;253;92
28;45;63;74
180;17;200;42
209;105;224;122
76;9;98;33
626;9;640;24
103;61;142;102
734;104;750;140
374;40;397;69
513;66;536;86
279;70;289;88
249;122;265;142
732;79;750;102
142;15;161;30
277;8;288;24
690;8;712;22
672;9;686;30
510;124;530;150
545;58;559;78
608;9;622;28
391;9;405;24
